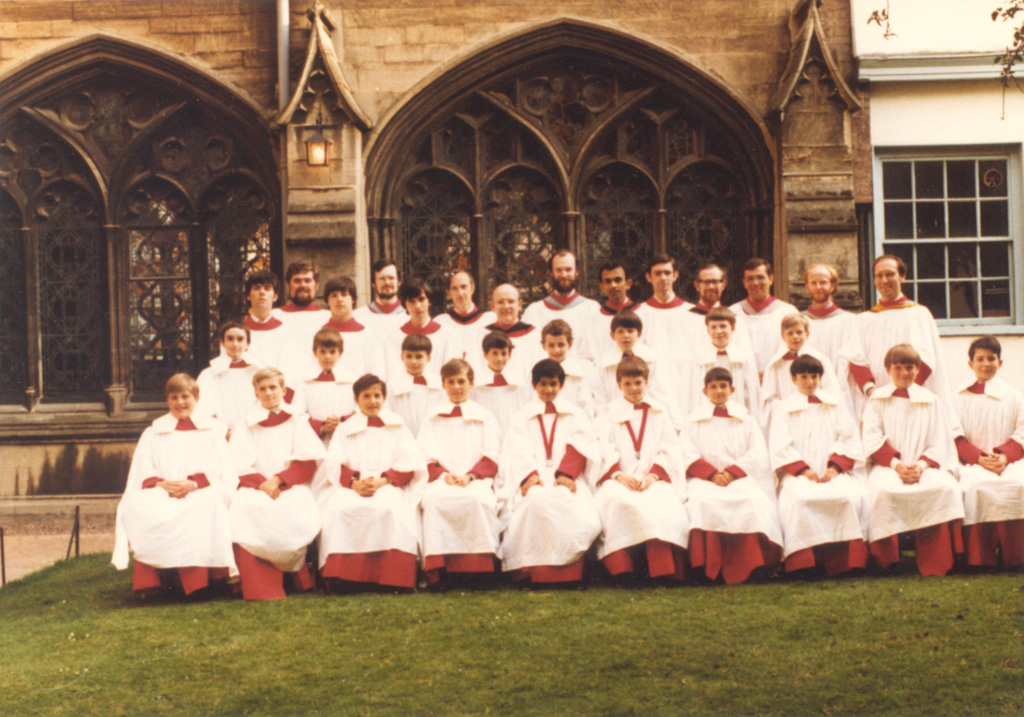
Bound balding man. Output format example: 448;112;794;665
434;270;496;362
521;250;600;361
482;283;545;382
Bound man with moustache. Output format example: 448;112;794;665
353;259;407;327
683;263;752;355
434;270;496;364
800;263;855;370
522;250;600;360
274;260;327;368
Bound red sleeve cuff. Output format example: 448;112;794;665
848;363;875;391
918;454;940;470
781;460;810;477
383;469;414;488
994;439;1024;464
870;442;900;467
598;461;623;486
556;444;586;480
238;473;267;489
725;464;747;479
649;463;671;483
309;417;325;435
141;477;161;489
686;458;717;481
827;454;855;473
915;361;933;385
427;462;448;482
340;464;359;489
955;436;986;465
187;472;210;489
468;456;498;479
284;386;296;404
278;459;317;488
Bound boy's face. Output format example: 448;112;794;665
782;325;808;352
887;361;918;389
402;350;430;376
534;375;562;403
327;290;354;319
707;320;733;348
405;292;431;320
443;371;473;403
255;377;284;410
167;390;197;419
542;334;571;363
221;327;248;360
618;374;647;404
314;345;342;371
791;372;820;397
248;282;277;312
357;384;385;417
703;379;734;407
969;347;1002;381
611;326;640;353
484;347;511;373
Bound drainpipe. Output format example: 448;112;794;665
277;0;290;111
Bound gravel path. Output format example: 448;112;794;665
1;523;116;585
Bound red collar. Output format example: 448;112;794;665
175;418;197;431
280;302;322;313
805;303;840;318
743;295;776;313
373;299;403;315
326;317;365;332
892;388;910;399
259;411;292;427
645;296;685;309
245;314;283;331
712;406;730;418
967;381;985;395
600;299;640;316
402;320;441;335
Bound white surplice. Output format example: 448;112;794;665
389;372;444;438
730;297;798;375
679;342;761;419
759;344;843;425
195;351;263;433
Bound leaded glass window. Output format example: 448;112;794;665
0;192;28;403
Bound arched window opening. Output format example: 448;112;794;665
0;191;28;404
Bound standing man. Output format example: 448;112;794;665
484;283;545;382
580;262;642;364
434;270;495;364
801;262;855;370
353;259;407;326
522;250;600;360
729;258;797;378
685;263;751;354
274;260;327;374
635;254;694;357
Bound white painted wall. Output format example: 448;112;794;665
941;335;1024;389
851;0;1012;56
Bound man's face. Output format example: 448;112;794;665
968;348;1002;382
404;293;431;321
618;374;647;404
599;267;632;305
167;390;197;419
707;320;733;348
646;262;679;299
443;371;473;404
484;347;511;373
551;254;578;294
534;375;562;403
374;265;399;301
402;350;430;377
782;325;808;352
873;258;904;303
491;285;522;326
792;372;821;397
287;271;317;307
887;361;919;389
742;265;772;303
695;267;726;306
255;378;284;410
356;384;385;417
327;290;354;320
703;379;734;407
448;272;475;311
805;267;835;305
542;334;571;363
314;345;341;372
612;326;640;354
221;327;248;360
248;282;277;313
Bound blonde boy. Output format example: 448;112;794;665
541;319;595;417
759;313;842;425
680;308;760;418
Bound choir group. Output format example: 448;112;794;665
112;250;1024;600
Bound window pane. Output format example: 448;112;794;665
948;243;977;278
946;160;976;198
901;281;916;302
917;282;947;319
0;195;28;403
947;201;976;237
883;161;912;199
915;202;945;238
980;241;1010;277
883;243;915;278
916;243;945;279
948;280;978;319
914;161;944;199
982;280;1011;318
980;201;1009;236
884;203;913;239
979;160;1008;198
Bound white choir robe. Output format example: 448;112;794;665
245;313;292;372
683;305;756;365
435;307;496;363
496;398;602;575
195;351;263;433
730;297;797;376
292;361;357;446
581;299;644;367
314;409;426;587
803;304;855;370
113;413;237;576
274;303;329;377
320;316;387;379
634;297;690;375
469;369;532;435
679;342;761;419
589;343;683;429
953;377;1024;530
475;322;547;385
759;344;843;426
591;398;690;565
389;372;444;437
522;292;600;361
861;384;964;550
383;320;452;383
228;407;325;573
417;400;501;571
768;391;868;561
557;356;597;419
352;300;408;331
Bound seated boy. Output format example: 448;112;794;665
228;367;325;600
385;277;450;380
196;319;262;435
541;319;595;417
592;356;689;582
768;355;868;576
112;373;237;597
470;331;530;434
861;344;965;576
681;367;782;584
680;308;760;419
953;336;1024;567
315;374;426;590
760;313;843;425
497;359;602;585
321;275;386;378
390;333;444;436
417;359;502;584
294;327;357;445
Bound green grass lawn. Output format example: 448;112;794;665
1;555;1021;716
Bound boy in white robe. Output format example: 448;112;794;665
953;336;1024;568
541;319;595;418
497;359;602;585
760;313;842;426
292;327;357;446
729;258;797;378
768;354;868;576
320;275;386;379
384;278;451;381
243;269;291;372
315;374;427;590
196;319;262;436
113;373;237;597
470;331;531;435
862;344;965;576
389;333;444;437
680;308;760;419
681;367;782;584
417;359;502;584
591;356;689;582
229;367;325;600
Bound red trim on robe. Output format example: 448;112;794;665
781;460;810;477
238;473;267;489
848;363;875;391
309;417;325;435
339;464;359;489
870;520;963;576
401;320;442;336
280;302;324;313
468;456;498;479
827;453;855;473
260;411;292;428
918;454;940;470
784;540;868;576
805;303;840;318
688;529;780;584
724;464;747;479
644;296;685;309
175;418;197;431
871;442;900;467
383;468;414;487
423;553;496;575
245;314;283;331
188;472;210;489
516;559;584;583
321;550;417;588
598;461;623;485
278;459;317;488
742;295;776;314
325;317;365;332
916;362;933;385
955;436;986;465
964;520;1024;567
284;387;296;405
649;463;670;483
141;477;161;489
556;444;586;479
427;462;448;482
686;458;717;481
233;544;286;601
520;470;540;486
995;439;1024;464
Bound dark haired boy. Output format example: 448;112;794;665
384;277;450;380
293;327;357;445
321;275;386;378
243;269;288;370
197;319;262;435
390;333;443;436
470;330;530;434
